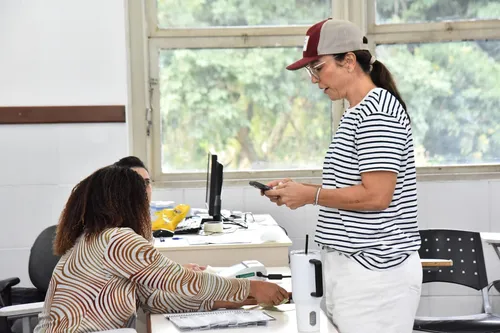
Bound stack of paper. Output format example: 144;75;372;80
187;234;253;245
164;309;275;331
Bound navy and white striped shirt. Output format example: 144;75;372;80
315;88;420;271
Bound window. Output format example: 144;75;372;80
158;48;331;173
377;41;500;166
368;0;500;170
376;0;500;24
156;0;332;28
144;0;335;184
130;0;500;185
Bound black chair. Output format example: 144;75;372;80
0;225;60;333
414;229;500;333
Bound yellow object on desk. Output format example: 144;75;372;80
151;204;190;231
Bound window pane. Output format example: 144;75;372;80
157;0;332;28
376;41;500;166
159;48;331;173
376;0;500;24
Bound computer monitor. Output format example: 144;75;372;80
205;153;223;222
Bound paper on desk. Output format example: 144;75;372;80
165;309;275;331
187;234;253;245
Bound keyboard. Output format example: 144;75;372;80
174;216;203;234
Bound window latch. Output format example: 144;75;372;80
146;107;152;136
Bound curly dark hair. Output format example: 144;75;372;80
54;165;151;255
114;156;148;171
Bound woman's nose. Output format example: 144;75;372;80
311;76;319;84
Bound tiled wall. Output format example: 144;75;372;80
0;124;127;283
0;0;128;285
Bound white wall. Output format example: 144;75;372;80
1;0;499;320
0;0;128;285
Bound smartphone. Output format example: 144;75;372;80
249;181;272;192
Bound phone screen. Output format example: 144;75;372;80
249;181;271;191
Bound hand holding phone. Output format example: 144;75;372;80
249;181;272;192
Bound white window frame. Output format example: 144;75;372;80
127;0;500;187
130;0;345;187
365;0;500;181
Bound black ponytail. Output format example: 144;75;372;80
370;59;407;112
333;50;409;121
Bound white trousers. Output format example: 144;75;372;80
324;250;422;333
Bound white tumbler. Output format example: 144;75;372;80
290;249;323;332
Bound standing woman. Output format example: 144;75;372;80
265;19;421;333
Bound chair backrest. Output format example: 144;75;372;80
28;225;61;293
419;229;488;290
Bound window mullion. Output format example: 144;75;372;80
150;26;309;38
372;19;500;34
127;0;150;165
148;41;162;181
366;0;376;33
145;0;159;37
149;35;306;49
370;29;500;45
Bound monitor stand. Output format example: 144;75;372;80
202;195;222;223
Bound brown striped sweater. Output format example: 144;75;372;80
34;228;250;332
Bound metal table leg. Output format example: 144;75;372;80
22;316;31;333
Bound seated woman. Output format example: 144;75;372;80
34;165;288;332
113;155;206;272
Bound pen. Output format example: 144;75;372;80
172;237;183;240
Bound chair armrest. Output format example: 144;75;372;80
11;287;45;304
0;278;20;294
493;279;500;294
0;302;44;318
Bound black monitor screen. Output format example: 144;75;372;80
205;153;223;222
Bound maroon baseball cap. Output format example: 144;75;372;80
286;18;369;71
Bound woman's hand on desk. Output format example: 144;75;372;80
213;292;292;310
183;263;206;271
213;297;258;309
248;280;289;306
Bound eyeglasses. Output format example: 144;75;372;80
305;61;326;80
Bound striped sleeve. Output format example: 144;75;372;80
355;113;407;174
104;228;249;303
136;285;214;314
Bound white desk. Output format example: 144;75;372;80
154;214;292;267
145;258;453;333
481;232;500;260
148;306;338;333
148;267;338;333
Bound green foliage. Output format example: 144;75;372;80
376;0;500;23
375;0;500;165
157;0;500;172
157;0;331;27
160;48;330;172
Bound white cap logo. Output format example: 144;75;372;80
303;36;310;51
